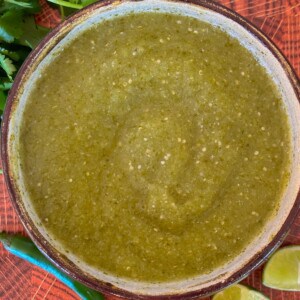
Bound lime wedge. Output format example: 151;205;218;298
249;290;269;300
213;284;269;300
263;246;300;291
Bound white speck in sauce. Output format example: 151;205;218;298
129;162;134;171
164;153;171;160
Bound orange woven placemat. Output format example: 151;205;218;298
0;0;300;299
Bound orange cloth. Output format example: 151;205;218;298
0;0;299;299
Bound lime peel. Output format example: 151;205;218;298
213;284;269;300
263;245;300;291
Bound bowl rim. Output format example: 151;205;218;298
1;0;300;299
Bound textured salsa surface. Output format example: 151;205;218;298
19;12;290;282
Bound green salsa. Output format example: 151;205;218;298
19;12;291;282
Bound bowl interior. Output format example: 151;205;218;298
5;0;300;297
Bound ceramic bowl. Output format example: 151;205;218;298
2;0;300;298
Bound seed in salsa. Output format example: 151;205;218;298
19;12;291;282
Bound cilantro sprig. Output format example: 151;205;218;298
47;0;97;20
0;0;97;118
0;0;49;116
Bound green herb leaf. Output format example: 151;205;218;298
0;89;7;110
2;0;40;13
9;45;30;61
0;53;16;79
0;77;12;90
80;0;96;7
0;9;23;42
0;46;20;60
47;0;83;9
17;17;49;49
0;0;46;121
67;0;79;4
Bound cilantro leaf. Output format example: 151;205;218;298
80;0;96;7
0;0;47;120
0;53;16;79
17;17;49;49
0;0;40;13
0;9;23;42
47;0;83;9
59;0;97;8
0;77;12;90
0;46;20;60
5;43;30;60
0;89;6;110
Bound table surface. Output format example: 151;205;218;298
1;0;300;299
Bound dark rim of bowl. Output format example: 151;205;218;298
1;0;300;299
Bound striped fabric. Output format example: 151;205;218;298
0;0;299;299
